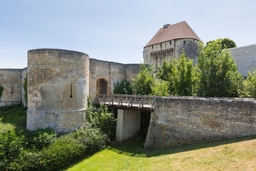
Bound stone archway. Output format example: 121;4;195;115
96;79;108;95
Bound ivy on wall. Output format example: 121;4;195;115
0;85;4;99
23;74;28;104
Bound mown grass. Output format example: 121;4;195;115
67;136;256;171
1;105;256;171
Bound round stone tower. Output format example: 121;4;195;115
26;49;89;132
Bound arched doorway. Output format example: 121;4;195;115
96;79;108;95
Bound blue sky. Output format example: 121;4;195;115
1;0;256;68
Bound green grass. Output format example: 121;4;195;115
67;136;256;171
1;105;256;171
0;104;27;131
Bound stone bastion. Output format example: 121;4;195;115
26;49;89;132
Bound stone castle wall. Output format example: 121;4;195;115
145;96;256;149
229;44;256;77
143;38;199;67
89;59;140;100
26;49;89;132
0;69;23;106
174;38;199;62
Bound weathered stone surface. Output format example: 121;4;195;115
116;109;140;142
89;58;140;100
0;69;23;106
145;97;256;149
27;49;89;132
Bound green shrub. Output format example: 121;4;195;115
113;79;132;94
10;127;108;171
243;68;256;97
72;126;109;154
0;130;25;170
29;128;57;150
86;105;116;139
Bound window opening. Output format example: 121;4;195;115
70;84;73;98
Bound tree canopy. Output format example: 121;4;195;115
205;38;236;50
197;42;243;97
131;64;154;95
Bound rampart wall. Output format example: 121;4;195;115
0;69;23;106
89;59;140;100
229;44;256;77
145;96;256;149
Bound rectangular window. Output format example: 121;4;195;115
170;41;172;44
183;41;186;45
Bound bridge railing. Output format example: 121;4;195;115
93;94;155;110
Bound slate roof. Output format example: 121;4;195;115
144;21;201;48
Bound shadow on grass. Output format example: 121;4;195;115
0;104;27;130
108;135;256;158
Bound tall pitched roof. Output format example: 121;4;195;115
144;21;201;48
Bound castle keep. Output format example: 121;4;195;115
143;21;201;67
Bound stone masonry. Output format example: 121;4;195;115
26;49;89;132
145;96;256;149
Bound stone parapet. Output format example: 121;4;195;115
145;96;256;149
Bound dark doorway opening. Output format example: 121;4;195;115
140;111;151;139
96;79;108;95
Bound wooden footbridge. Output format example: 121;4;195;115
93;94;155;112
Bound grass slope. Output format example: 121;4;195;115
0;104;27;132
67;136;256;171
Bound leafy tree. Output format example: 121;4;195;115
156;59;176;94
132;64;154;95
197;42;243;97
206;38;236;50
86;104;116;139
243;68;256;97
156;51;195;96
151;79;169;96
172;51;194;96
113;79;132;94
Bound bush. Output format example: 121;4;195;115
28;128;57;150
86;105;116;139
9;127;108;171
243;68;256;97
0;130;25;170
113;79;133;94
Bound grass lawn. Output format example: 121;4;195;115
0;104;27;132
67;136;256;171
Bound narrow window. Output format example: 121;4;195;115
183;41;186;45
170;41;172;44
11;87;13;94
70;84;73;98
